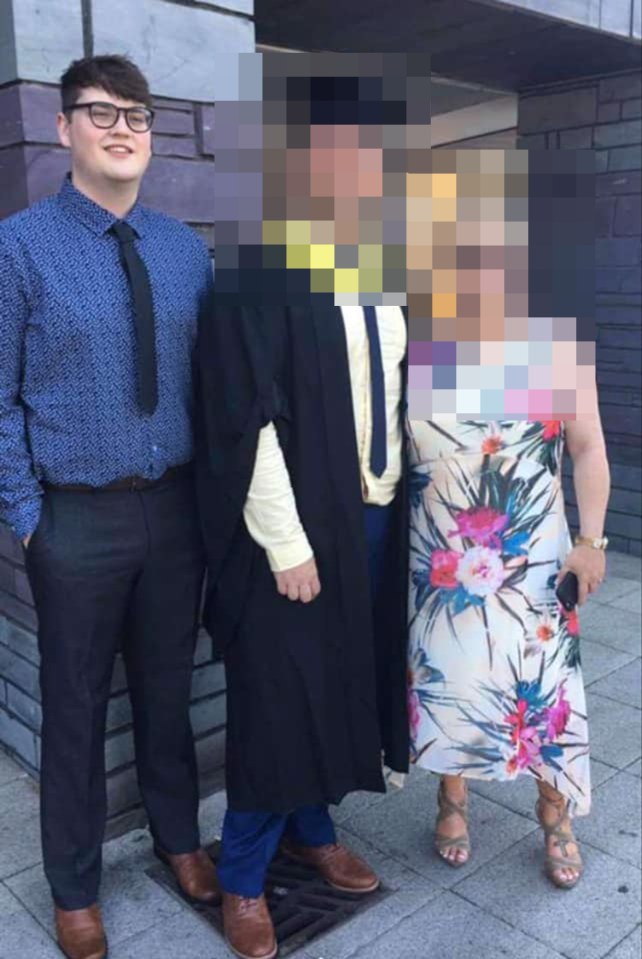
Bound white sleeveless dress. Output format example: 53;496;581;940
408;420;590;816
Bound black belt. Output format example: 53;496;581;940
44;462;193;493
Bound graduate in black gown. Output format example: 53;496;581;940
196;60;415;959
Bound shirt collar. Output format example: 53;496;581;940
58;173;147;238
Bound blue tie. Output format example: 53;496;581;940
363;306;387;478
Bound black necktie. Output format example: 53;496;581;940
363;306;387;477
110;221;158;415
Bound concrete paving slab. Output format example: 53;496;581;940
331;765;429;826
607;588;642;616
7;827;184;946
0;749;24;788
107;908;232;959
585;693;642;770
346;890;565;959
469;758;617;821
0;883;59;959
0;883;17;915
605;925;642;959
341;767;538;889
574;772;641;868
197;786;228;843
0;776;42;880
581;605;641;656
588;658;642;709
332;788;390;826
0;909;60;959
604;554;642;582
580;639;636;686
624;758;641;778
455;830;642;959
591;578;641;607
300;827;440;959
0;886;53;959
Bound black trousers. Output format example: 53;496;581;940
25;473;205;909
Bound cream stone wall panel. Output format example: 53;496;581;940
599;0;637;36
6;0;83;85
0;0;18;86
199;0;253;14
91;0;255;102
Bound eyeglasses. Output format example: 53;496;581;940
66;101;155;133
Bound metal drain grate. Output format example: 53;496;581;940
146;840;390;955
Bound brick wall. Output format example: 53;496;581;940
519;70;642;556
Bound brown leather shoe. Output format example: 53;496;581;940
282;840;380;894
154;846;221;905
55;905;107;959
222;892;277;959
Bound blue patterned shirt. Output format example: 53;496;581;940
0;176;213;539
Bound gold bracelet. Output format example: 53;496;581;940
575;535;609;551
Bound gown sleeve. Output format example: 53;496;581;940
195;298;283;589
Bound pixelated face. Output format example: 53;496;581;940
57;86;152;187
406;150;530;341
307;125;384;200
406;149;596;421
212;52;595;421
213;51;427;306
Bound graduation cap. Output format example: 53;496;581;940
285;75;407;126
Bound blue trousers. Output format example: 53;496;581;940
218;502;395;897
218;804;336;897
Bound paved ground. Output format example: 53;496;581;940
1;551;640;959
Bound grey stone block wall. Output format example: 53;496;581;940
519;70;642;556
0;0;253;829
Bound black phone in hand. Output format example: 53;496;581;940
556;572;579;611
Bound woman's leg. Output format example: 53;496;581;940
435;775;470;866
536;780;583;887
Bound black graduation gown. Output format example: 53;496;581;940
195;298;410;813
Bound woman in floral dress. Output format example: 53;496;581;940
408;416;610;888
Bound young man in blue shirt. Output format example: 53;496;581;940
0;55;218;959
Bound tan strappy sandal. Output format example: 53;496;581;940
434;779;471;867
535;791;584;890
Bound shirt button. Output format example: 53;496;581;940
152;445;159;453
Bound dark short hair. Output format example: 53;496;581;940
286;76;407;127
60;55;152;112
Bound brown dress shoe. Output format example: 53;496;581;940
154;846;221;905
55;905;107;959
282;840;380;894
222;892;278;959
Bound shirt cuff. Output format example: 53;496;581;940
266;536;314;573
5;496;42;542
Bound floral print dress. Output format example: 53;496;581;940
408;420;590;816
